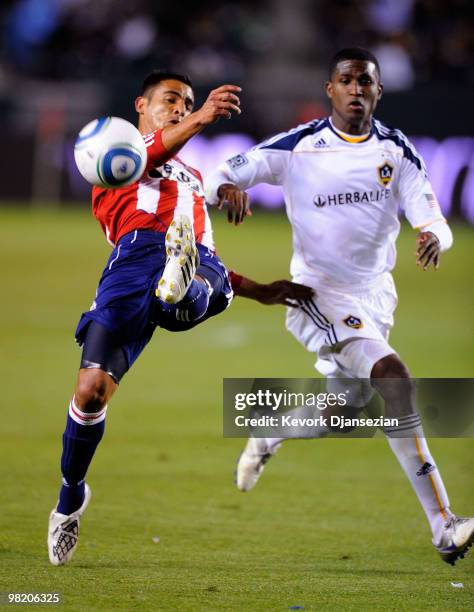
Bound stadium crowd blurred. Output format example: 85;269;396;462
0;0;472;207
2;0;472;85
1;0;472;126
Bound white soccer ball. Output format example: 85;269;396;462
74;116;147;188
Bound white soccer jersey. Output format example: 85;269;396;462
206;117;451;285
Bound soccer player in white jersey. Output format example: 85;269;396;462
206;48;474;565
47;70;312;566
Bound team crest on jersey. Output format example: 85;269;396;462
343;315;363;329
377;162;394;186
227;154;248;169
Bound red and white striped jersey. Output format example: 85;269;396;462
92;129;214;249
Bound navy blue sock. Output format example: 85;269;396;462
57;398;106;515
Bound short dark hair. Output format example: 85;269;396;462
141;70;193;97
329;48;381;80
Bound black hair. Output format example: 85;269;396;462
141;70;193;97
329;48;381;80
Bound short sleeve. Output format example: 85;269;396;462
144;129;174;169
205;147;288;204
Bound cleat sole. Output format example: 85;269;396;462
155;214;199;304
440;539;473;566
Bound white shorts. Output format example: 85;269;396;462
286;272;398;379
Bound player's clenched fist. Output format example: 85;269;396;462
197;85;242;124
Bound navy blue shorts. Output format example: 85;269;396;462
76;230;233;380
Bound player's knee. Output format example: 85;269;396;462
155;280;209;330
371;354;410;380
75;370;112;413
371;354;415;410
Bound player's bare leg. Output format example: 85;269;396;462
372;354;474;565
48;368;117;565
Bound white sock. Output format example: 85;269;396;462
263;437;285;452
384;414;453;543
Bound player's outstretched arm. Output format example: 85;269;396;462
217;183;251;226
416;231;442;270
231;273;314;307
161;85;241;155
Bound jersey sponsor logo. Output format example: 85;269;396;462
148;165;171;179
227;153;248;169
313;189;390;208
343;315;363;329
377;161;394;186
148;163;202;192
416;462;436;476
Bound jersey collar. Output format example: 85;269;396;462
328;117;373;143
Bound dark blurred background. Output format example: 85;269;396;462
0;0;473;218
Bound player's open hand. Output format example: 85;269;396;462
255;280;314;307
217;183;251;225
198;85;242;125
416;231;441;270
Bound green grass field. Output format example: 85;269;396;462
0;208;473;611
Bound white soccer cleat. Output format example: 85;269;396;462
156;214;199;304
434;515;474;565
47;483;92;566
235;437;281;492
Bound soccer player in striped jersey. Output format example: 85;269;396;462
47;70;312;566
206;48;473;565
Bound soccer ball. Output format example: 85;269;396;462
74;116;147;188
